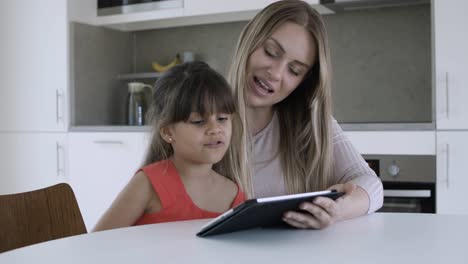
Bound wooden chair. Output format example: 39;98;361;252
0;183;87;253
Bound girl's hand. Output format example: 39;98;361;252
282;182;356;229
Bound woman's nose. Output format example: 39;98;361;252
268;60;287;81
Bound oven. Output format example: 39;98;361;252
364;155;436;213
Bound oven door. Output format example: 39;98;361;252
379;182;435;213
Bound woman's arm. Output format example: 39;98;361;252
282;119;383;229
93;171;156;232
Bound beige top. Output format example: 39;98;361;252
252;113;384;213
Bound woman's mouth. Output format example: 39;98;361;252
253;76;274;94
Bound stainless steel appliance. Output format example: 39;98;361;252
364;155;436;213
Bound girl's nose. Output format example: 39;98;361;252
206;120;222;135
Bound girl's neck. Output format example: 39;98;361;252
247;106;274;135
170;156;214;180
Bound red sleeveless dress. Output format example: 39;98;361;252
134;160;245;225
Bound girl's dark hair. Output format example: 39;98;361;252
151;61;237;126
142;61;248;189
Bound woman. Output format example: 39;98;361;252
228;0;383;229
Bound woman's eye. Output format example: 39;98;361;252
264;47;278;58
289;66;302;76
289;68;300;76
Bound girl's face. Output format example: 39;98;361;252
165;112;232;165
245;21;317;109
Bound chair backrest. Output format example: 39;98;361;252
0;183;87;253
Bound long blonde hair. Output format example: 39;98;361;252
143;61;251;194
228;0;334;194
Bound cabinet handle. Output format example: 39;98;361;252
93;140;124;145
56;90;63;124
445;72;450;120
445;143;450;189
56;142;64;178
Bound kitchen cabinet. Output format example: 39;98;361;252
184;0;324;16
68;132;149;230
0;133;67;195
78;0;330;31
436;132;468;214
434;0;468;130
184;0;279;16
0;0;68;132
345;131;435;155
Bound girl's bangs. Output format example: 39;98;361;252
172;73;236;122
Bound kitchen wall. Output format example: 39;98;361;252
326;5;431;124
135;4;431;124
72;4;430;126
72;23;133;126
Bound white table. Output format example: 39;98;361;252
1;213;467;263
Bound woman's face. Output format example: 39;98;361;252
245;21;317;109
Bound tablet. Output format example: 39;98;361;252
197;189;345;237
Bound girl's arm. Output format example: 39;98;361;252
93;171;156;232
282;119;383;229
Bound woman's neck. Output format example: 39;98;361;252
247;106;274;135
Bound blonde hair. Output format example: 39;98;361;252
228;0;334;194
143;61;251;195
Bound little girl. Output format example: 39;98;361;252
93;62;250;231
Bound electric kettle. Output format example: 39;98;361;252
126;82;152;126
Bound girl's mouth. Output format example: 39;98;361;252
204;141;224;148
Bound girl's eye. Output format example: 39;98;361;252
190;120;205;125
218;116;229;122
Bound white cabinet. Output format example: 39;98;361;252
0;0;68;132
434;0;468;129
184;0;278;16
185;0;321;16
436;132;468;214
85;0;327;31
68;132;149;230
0;133;67;195
345;131;435;155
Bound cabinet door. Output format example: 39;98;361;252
436;132;468;214
68;132;149;230
185;0;321;15
0;133;67;195
0;0;68;132
184;0;278;16
434;0;468;129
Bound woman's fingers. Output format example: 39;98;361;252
312;197;339;218
282;214;311;229
282;183;358;229
283;202;334;229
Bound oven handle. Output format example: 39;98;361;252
384;190;431;198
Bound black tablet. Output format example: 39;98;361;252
197;190;345;237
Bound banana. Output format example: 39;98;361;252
152;54;181;72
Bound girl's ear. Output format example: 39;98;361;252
160;126;174;143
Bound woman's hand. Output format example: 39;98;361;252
282;182;356;229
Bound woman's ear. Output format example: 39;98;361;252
160;126;174;143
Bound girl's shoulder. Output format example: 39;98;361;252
141;160;177;178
